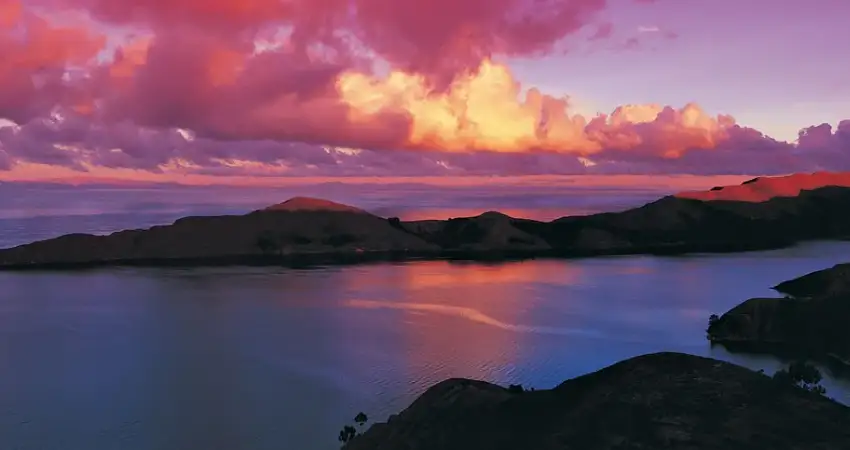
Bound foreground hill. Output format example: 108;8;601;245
708;264;850;364
5;173;850;268
344;352;850;450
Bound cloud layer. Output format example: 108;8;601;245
0;0;848;179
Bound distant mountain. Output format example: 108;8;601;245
344;353;850;450
262;196;368;213
4;173;850;269
0;200;438;268
676;171;850;202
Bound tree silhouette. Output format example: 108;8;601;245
354;412;368;426
338;425;357;444
338;412;369;447
508;384;524;394
773;361;827;395
706;314;720;339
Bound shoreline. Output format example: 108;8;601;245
5;183;850;272
709;339;850;375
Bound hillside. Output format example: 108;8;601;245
676;171;850;202
344;352;850;450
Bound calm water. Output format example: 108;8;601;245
3;185;850;450
3;244;850;450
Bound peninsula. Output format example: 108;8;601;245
4;172;850;269
708;262;850;365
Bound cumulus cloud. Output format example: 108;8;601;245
0;0;848;179
2;108;847;177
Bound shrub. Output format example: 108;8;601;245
338;425;357;444
706;314;720;340
354;412;368;426
773;361;827;396
338;412;369;447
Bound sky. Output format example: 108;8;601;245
0;0;848;187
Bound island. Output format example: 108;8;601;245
4;172;850;269
708;263;850;366
341;352;850;450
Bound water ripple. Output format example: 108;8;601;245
346;299;607;339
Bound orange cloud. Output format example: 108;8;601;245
1;0;735;160
337;60;735;155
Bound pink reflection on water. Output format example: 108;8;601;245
336;260;586;382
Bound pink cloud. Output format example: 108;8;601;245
0;0;105;122
1;108;848;178
588;22;614;41
0;0;848;180
348;0;606;79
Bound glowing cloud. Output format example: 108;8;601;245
0;0;847;180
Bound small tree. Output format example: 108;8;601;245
354;412;368;427
508;384;524;394
773;361;827;396
338;425;357;444
338;412;369;447
706;314;720;340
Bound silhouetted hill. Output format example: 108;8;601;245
773;263;850;298
262;197;368;213
0;201;437;267
344;352;850;450
5;174;850;269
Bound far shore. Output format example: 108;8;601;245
0;238;799;271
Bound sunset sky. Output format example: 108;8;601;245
0;0;848;187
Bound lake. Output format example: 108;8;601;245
2;184;850;450
3;243;850;450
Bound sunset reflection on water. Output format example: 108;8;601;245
333;259;586;384
5;243;850;450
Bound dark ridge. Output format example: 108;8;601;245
344;352;850;450
5;185;850;270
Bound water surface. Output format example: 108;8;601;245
2;184;849;449
2;242;850;450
